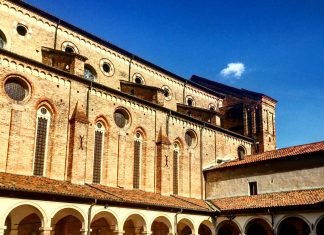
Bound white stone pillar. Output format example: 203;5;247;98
39;227;52;235
0;226;6;235
114;230;125;235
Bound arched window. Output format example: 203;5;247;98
93;122;105;183
133;131;143;189
0;30;6;49
84;64;97;81
173;143;180;195
33;106;51;176
237;146;246;160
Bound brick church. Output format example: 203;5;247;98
0;0;323;235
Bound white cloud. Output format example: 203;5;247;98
220;62;245;78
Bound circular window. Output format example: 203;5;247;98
102;63;111;73
132;73;144;84
162;85;172;100
84;64;96;81
185;130;197;147
40;107;47;115
114;109;130;128
16;24;28;36
97;122;102;129
209;103;216;111
100;59;114;76
4;77;29;101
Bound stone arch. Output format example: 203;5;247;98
50;206;86;234
198;220;214;235
177;217;195;235
150;215;172;235
244;218;272;235
91;210;119;235
216;219;241;235
123;213;148;234
316;215;324;235
133;126;147;140
276;216;311;235
35;98;57;116
95;115;111;130
3;202;47;235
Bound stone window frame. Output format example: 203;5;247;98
14;21;32;40
173;142;180;195
33;106;52;176
208;103;216;111
237;145;246;160
99;58;115;77
61;41;79;54
113;107;131;130
84;64;97;81
92;121;106;184
185;129;198;149
133;130;143;189
3;75;32;103
161;85;172;101
132;73;145;85
186;95;195;106
0;29;7;49
249;181;258;195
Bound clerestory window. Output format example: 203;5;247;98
33;107;51;176
93;122;105;183
173;143;180;195
133;132;142;189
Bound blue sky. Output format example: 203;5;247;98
26;0;324;148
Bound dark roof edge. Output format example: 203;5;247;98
191;75;277;103
0;49;253;142
7;0;225;99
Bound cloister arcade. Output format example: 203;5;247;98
216;214;324;235
0;199;214;235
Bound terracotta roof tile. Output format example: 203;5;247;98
207;141;324;170
211;188;324;212
0;173;211;212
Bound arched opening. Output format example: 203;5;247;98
245;218;272;235
91;211;118;235
54;215;82;234
177;218;194;235
4;205;44;235
237;146;246;160
151;216;171;235
17;213;41;235
0;30;7;49
198;223;212;235
51;208;85;235
123;214;146;235
317;217;324;235
277;217;310;235
217;220;240;235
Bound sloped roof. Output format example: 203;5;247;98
211;188;324;213
205;140;324;171
0;173;211;212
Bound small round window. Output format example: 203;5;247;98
100;59;114;76
185;130;197;147
162;85;172;100
61;41;79;54
114;108;130;128
16;24;28;36
133;73;144;84
4;77;29;101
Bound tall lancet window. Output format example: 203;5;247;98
173;143;180;195
133;131;142;189
93;122;105;184
33;107;51;176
